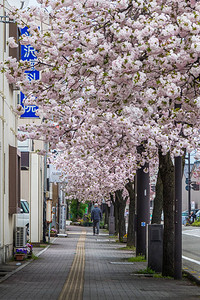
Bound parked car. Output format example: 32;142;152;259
195;210;200;220
15;199;30;235
182;209;199;225
182;210;188;225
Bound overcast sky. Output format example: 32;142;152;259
28;0;40;6
5;0;40;9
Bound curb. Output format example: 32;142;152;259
0;259;33;284
0;237;57;284
183;270;200;286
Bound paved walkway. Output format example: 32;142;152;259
0;226;200;299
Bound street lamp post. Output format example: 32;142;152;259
136;144;150;257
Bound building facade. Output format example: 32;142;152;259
0;4;45;262
0;8;20;263
18;135;44;244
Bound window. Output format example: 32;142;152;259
9;145;21;214
9;22;21;60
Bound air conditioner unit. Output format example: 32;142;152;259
15;227;27;248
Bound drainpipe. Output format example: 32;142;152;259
43;142;48;243
2;0;5;262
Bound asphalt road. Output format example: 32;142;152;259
182;226;200;275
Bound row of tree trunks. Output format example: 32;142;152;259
107;184;135;245
146;150;185;277
108;149;182;276
107;150;174;276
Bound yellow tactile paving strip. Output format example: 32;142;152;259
58;231;86;300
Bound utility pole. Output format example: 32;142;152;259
174;156;182;279
174;102;182;280
188;153;191;217
136;163;150;257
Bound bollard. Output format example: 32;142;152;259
148;224;163;273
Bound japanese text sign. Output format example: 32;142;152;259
20;26;39;118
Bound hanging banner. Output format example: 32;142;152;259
46;200;52;223
20;26;39;118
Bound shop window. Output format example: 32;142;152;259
9;22;21;60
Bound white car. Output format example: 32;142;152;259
195;210;200;220
15;199;30;235
182;210;188;225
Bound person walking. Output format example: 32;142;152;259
91;203;102;235
189;211;196;224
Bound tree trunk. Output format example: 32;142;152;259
109;193;115;235
159;150;174;277
104;204;109;226
118;204;126;242
115;190;126;242
151;170;163;224
88;202;92;214
125;180;135;247
114;198;119;235
76;200;80;220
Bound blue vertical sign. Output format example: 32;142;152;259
20;27;39;118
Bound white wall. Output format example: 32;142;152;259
30;153;43;243
21;171;30;202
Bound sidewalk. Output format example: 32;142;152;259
0;226;199;299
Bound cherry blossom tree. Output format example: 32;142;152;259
1;0;200;159
2;0;200;276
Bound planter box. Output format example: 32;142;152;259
72;222;81;226
15;254;26;261
50;233;57;237
83;222;93;227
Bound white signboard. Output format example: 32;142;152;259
191;201;195;210
59;205;66;232
49;164;63;183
